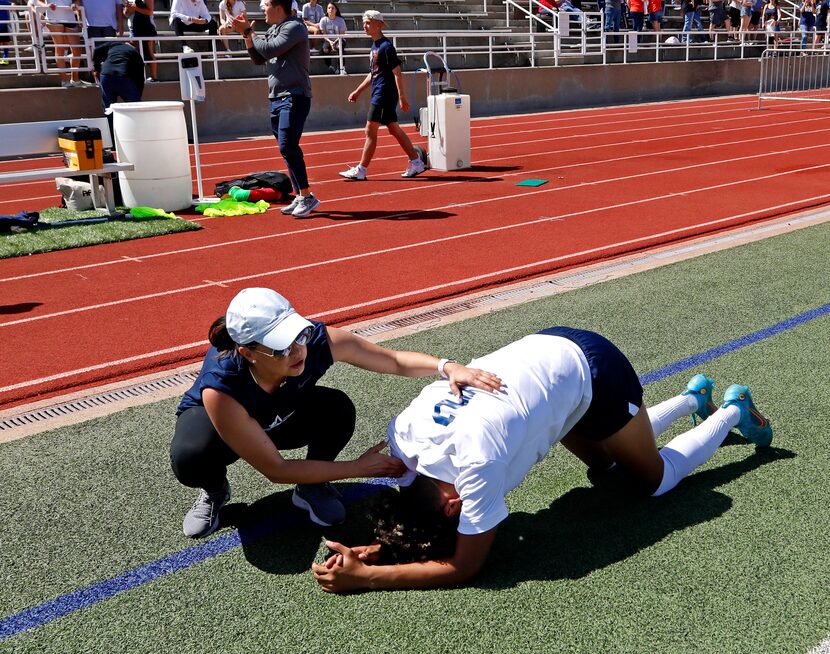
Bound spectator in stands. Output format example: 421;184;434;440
750;0;764;34
124;0;157;80
814;0;828;45
727;0;741;35
0;0;11;65
302;0;323;35
218;0;246;51
291;0;297;15
78;0;123;39
38;0;84;86
92;41;144;135
318;1;345;74
800;0;816;46
604;0;622;42
339;10;425;182
170;0;218;52
648;0;663;30
708;0;731;38
232;0;320;217
739;0;754;35
628;0;645;30
763;0;781;46
682;0;705;41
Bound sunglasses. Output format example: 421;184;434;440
256;326;313;358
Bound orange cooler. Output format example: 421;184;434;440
58;126;104;171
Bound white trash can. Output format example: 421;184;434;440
110;101;193;211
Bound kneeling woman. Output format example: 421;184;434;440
312;326;773;592
171;287;502;538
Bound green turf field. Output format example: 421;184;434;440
0;207;200;259
1;223;829;654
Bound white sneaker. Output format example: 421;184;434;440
292;194;320;217
402;158;426;178
280;195;301;214
61;80;72;88
183;45;194;54
339;165;367;181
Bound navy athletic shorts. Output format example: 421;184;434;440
538;326;643;441
367;102;399;126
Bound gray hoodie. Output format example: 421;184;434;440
248;17;312;98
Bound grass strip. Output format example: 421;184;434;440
0;207;201;259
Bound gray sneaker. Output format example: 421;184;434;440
292;483;345;526
182;480;231;538
280;196;301;215
292;194;321;217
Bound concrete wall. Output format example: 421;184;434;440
0;59;760;140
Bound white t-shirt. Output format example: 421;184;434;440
388;334;593;536
302;1;324;23
219;0;246;24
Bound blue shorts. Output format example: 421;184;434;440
649;10;664;21
740;5;753;16
538;326;643;441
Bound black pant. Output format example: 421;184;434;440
170;385;356;492
170;17;218;49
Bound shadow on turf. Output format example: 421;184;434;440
477;446;795;589
225;484;391;575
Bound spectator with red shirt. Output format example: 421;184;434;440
629;0;645;30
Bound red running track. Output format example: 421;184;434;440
2;94;829;408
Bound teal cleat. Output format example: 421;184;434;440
722;384;773;447
682;374;717;425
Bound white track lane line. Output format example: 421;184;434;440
3;156;829;330
2;121;826;284
0;97;766;195
3;190;828;395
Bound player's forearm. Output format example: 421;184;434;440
364;559;476;590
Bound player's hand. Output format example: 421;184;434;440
348;90;359;102
445;363;504;398
353;441;406;478
312;541;371;593
351;542;383;564
400;98;410;113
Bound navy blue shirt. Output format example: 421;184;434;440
369;37;401;106
177;321;334;430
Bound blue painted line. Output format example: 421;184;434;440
2;305;828;642
639;303;830;386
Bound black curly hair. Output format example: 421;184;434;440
370;475;459;564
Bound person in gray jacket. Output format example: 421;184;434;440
233;0;320;217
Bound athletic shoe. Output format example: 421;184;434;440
722;384;773;447
402;158;426;178
74;79;96;87
339;165;367;181
61;80;73;88
292;193;320;217
0;59;9;66
280;196;301;214
682;373;717;425
183;45;194;54
292;483;346;526
145;76;157;83
182;480;231;538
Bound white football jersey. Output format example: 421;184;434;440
388;334;593;535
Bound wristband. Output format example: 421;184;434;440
438;358;457;379
243;26;253;37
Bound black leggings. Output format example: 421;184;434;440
170;385;356;492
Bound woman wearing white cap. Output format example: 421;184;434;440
171;287;503;538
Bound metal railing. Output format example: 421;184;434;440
3;1;830;85
758;47;830;107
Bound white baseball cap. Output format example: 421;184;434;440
362;9;387;25
225;288;313;351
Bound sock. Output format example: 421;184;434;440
647;394;699;439
652;404;740;497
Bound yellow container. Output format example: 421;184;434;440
58;126;104;171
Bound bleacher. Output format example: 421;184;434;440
0;0;812;90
